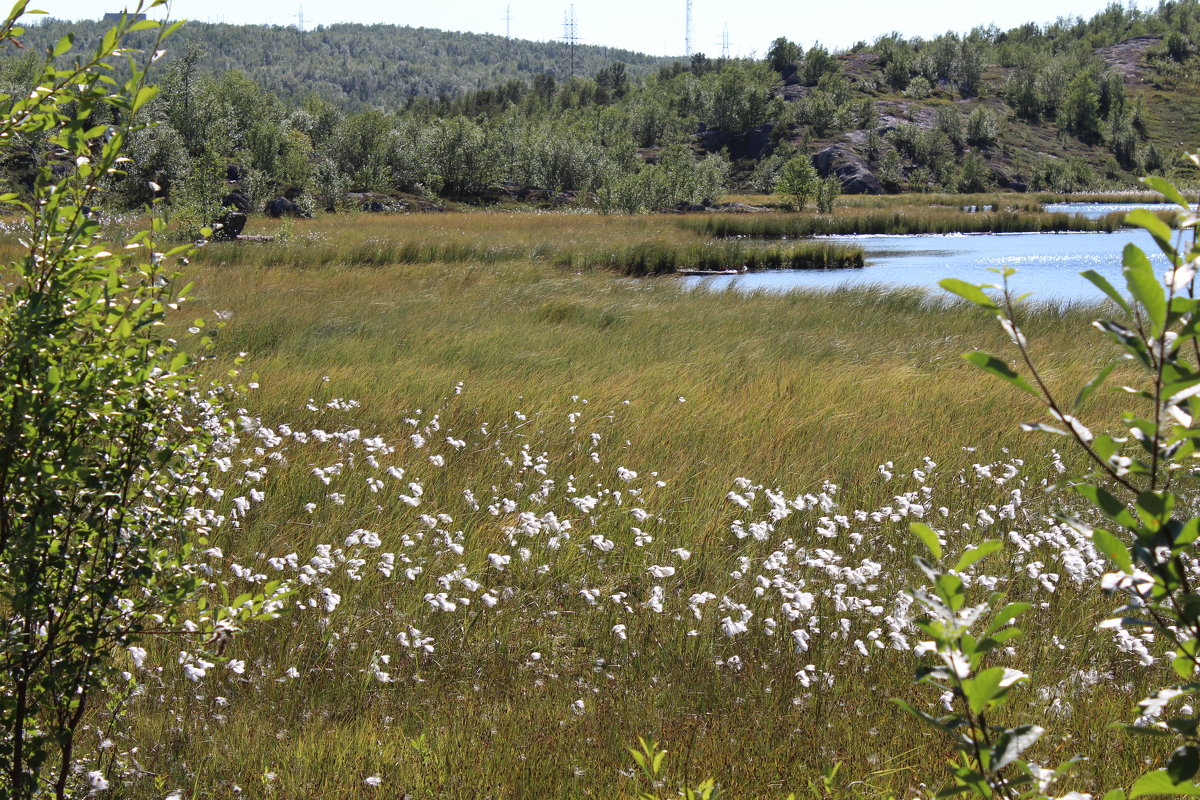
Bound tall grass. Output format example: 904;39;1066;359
686;208;1121;238
549;240;863;273
184;213;862;273
89;221;1165;799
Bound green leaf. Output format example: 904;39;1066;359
1135;491;1176;530
1174;642;1197;680
1073;484;1139;530
1082;270;1133;315
936;573;965;611
1107;790;1129;800
1127;209;1175;252
1144;176;1192;210
51;33;71;56
984;602;1031;637
962;352;1039;396
1092;434;1121;462
1131;769;1200;797
1075;361;1121;410
1095;319;1153;368
1178;519;1200;547
1093;528;1134;573
1170;717;1200;737
991;725;1043;770
1170;747;1200;785
131;85;159;113
892;698;949;730
964;666;1006;714
939;278;998;309
910;522;942;561
1124;243;1167;335
955;540;1001;573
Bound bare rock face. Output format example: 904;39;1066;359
813;145;883;195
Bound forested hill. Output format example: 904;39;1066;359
16;19;672;107
6;2;1200;216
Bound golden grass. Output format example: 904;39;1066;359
77;211;1166;798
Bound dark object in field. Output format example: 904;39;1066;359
213;211;246;241
814;145;883;195
266;196;302;217
222;191;250;212
486;182;577;207
225;163;243;182
213;191;250;240
696;122;775;161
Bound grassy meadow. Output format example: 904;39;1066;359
94;209;1174;799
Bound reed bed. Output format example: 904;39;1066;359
549;240;864;274
184;212;864;274
685;208;1121;238
837;192;1044;213
1032;190;1193;203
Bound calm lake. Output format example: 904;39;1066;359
685;204;1191;303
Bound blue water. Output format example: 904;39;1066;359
685;203;1193;303
1042;202;1193;219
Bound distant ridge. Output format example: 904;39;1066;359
10;19;675;110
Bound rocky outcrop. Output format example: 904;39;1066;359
814;146;883;195
265;196;301;217
696;123;776;161
221;191;250;213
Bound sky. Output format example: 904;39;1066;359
34;0;1148;57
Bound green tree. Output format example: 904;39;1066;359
965;105;999;147
1064;70;1102;142
936;105;964;148
957;151;991;191
774;154;819;210
880;146;905;191
815;175;841;212
952;38;983;95
0;5;283;798
800;44;839;86
766;37;802;75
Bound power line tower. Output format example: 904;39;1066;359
721;23;730;59
504;5;512;40
295;3;304;32
562;5;579;79
684;0;694;56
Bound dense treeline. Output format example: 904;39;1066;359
10;19;670;107
3;1;1200;216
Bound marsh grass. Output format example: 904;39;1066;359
720;191;1165;211
89;208;1175;800
686;208;1122;238
186;213;863;273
